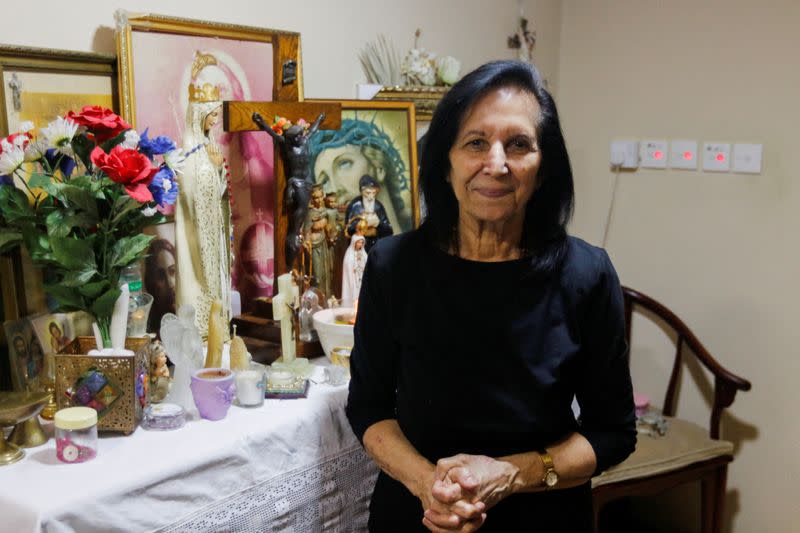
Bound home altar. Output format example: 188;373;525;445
0;359;378;532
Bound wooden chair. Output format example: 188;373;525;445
591;286;751;533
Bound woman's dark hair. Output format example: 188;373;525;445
420;60;574;276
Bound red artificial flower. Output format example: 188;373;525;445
66;106;132;143
90;145;155;203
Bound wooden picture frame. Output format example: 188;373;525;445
298;99;419;302
0;45;118;349
116;12;303;307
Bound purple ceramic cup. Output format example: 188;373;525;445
190;368;236;421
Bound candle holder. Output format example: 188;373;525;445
235;362;267;408
127;293;154;338
0;391;50;465
312;308;355;363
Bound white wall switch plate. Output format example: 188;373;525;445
702;142;731;172
669;140;698;170
610;140;639;169
732;143;763;174
640;139;668;169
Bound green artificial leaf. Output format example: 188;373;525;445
110;234;153;268
79;280;110;299
44;283;84;311
58;185;98;219
45;211;66;236
22;230;54;263
71;133;95;171
101;130;129;153
49;235;96;270
27;172;52;189
91;286;121;321
0;229;22;253
0;185;33;223
112;196;141;224
67;175;92;189
61;268;98;287
46;210;96;238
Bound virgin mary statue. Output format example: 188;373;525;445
175;52;232;337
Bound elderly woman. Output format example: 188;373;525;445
345;60;636;532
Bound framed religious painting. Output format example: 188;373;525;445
0;45;118;341
300;99;419;304
116;12;303;317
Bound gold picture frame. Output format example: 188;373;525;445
116;12;304;126
116;12;304;309
295;99;419;301
0;45;118;345
374;85;449;122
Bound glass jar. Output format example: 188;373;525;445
54;407;98;463
235;361;267;407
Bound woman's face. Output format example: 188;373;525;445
204;107;222;132
313;145;372;202
448;86;542;227
154;250;177;295
354;239;364;251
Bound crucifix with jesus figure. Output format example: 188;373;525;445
224;100;341;360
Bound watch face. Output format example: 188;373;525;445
545;470;558;487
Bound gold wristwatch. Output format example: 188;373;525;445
538;450;558;489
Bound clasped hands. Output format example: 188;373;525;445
417;454;518;533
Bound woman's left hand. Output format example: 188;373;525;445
432;454;518;511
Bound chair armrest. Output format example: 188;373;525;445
622;287;752;439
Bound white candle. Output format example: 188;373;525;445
235;370;264;406
268;370;295;388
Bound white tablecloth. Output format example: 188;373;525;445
0;360;379;532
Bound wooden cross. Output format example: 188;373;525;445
223;100;342;278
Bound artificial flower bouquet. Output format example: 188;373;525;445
0;106;181;347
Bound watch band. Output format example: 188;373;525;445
538;450;558;489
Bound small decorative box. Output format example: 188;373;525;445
55;337;150;434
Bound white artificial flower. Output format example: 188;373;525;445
18;121;34;133
40;116;79;156
0;146;25;176
121;129;140;149
164;148;185;174
436;56;461;85
141;206;158;217
24;138;48;162
402;48;437;86
11;134;29;150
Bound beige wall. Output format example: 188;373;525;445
0;0;561;100
557;1;799;531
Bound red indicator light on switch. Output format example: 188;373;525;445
653;150;664;160
715;153;726;162
683;151;693;160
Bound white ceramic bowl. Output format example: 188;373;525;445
312;308;355;360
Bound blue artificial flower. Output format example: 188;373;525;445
148;165;178;207
44;149;76;178
0;174;12;186
138;128;177;159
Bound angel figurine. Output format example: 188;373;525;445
160;305;204;415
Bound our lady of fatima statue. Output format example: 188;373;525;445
175;51;232;337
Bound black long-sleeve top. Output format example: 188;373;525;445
346;230;636;531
